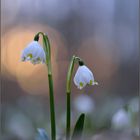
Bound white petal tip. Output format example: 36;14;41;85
94;81;99;85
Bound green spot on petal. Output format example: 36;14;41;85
79;82;84;87
27;53;33;58
89;80;93;85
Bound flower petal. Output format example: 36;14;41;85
74;65;97;89
21;41;46;65
74;70;86;89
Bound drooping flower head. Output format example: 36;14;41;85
74;61;98;89
21;41;46;65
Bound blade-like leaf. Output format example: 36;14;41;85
35;128;49;140
71;113;85;140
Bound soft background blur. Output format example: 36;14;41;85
1;0;139;140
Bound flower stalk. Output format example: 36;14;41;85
34;32;56;140
66;56;84;140
66;56;75;140
66;55;98;140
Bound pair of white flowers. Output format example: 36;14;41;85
21;41;98;89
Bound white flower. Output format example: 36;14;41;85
21;41;46;65
74;65;98;89
111;109;130;130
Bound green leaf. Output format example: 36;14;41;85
71;113;85;140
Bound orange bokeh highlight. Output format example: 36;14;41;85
1;25;68;95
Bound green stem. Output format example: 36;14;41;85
66;92;70;140
66;56;76;140
48;72;56;140
66;56;83;140
46;46;56;140
35;32;56;140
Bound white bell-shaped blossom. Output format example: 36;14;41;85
21;41;46;65
74;65;98;89
111;109;130;130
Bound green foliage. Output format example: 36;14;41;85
71;113;85;140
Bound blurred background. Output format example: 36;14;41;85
1;0;139;140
